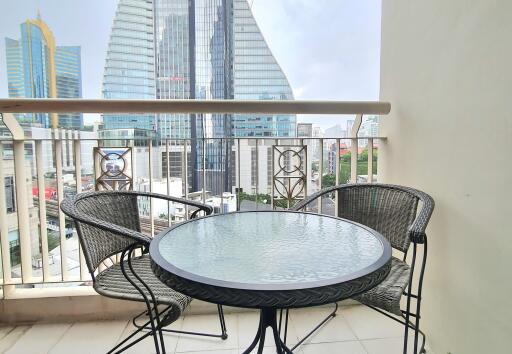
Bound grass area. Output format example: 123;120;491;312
48;231;61;252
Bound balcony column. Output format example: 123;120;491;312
13;131;33;281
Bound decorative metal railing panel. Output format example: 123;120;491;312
272;145;307;209
94;147;133;191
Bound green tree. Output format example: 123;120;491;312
322;174;336;187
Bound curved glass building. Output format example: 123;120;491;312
102;0;295;193
233;0;295;137
102;0;155;131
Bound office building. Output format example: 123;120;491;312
101;0;295;194
4;15;83;129
102;0;155;131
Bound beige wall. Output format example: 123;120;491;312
379;1;511;353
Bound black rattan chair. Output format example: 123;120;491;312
287;183;434;354
60;190;228;354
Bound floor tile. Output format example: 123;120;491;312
289;307;357;345
0;326;30;353
187;351;238;354
49;320;128;354
361;336;417;354
0;326;15;342
341;305;404;340
175;313;237;353
301;340;367;354
115;318;183;354
5;323;71;354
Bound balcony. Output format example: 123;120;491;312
0;99;417;353
1;2;509;353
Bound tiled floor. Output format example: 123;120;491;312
0;305;427;354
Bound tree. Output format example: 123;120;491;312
322;174;336;187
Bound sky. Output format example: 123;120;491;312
0;0;382;131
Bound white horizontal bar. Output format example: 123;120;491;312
0;98;391;115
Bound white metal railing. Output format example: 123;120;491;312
0;99;389;299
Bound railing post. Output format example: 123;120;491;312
318;138;323;214
54;128;69;280
350;114;363;183
184;140;190;219
149;138;154;237
236;139;241;211
335;139;340;216
0;141;14;287
367;138;374;183
2;113;33;282
166;139;171;225
35;139;50;281
73;131;88;280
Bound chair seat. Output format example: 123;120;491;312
94;254;192;323
352;257;410;316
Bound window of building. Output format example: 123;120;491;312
5;176;15;213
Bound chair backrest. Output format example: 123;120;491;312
336;184;419;252
65;191;142;274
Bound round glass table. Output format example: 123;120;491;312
150;211;391;353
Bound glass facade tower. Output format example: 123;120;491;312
55;46;83;129
192;0;234;194
4;17;83;129
102;0;295;194
154;0;191;139
102;0;155;131
232;0;295;137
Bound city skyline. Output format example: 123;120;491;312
0;0;381;130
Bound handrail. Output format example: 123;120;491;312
0;98;390;115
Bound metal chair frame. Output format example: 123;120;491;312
61;190;228;354
282;183;434;354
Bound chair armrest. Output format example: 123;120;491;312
118;190;214;216
407;189;435;244
292;185;340;211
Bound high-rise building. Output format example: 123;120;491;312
102;0;295;194
297;123;313;137
154;0;191;140
232;0;295;137
4;15;83;129
55;46;83;129
102;0;155;131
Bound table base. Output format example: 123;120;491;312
242;308;293;354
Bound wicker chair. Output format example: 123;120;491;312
288;183;434;354
60;190;228;354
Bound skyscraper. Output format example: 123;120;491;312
154;0;191;140
102;0;295;194
232;0;295;137
4;15;83;129
102;0;155;131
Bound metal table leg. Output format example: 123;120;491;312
242;308;294;354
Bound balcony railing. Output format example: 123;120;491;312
0;99;390;299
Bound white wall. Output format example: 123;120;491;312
379;1;511;353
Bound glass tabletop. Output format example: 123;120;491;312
152;211;390;291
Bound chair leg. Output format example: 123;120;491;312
367;304;427;354
132;304;229;340
415;238;428;353
217;304;229;339
126;247;166;353
404;243;418;354
277;303;338;351
119;248;163;354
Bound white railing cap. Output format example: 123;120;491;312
0;98;391;115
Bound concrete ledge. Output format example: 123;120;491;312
0;288;358;324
